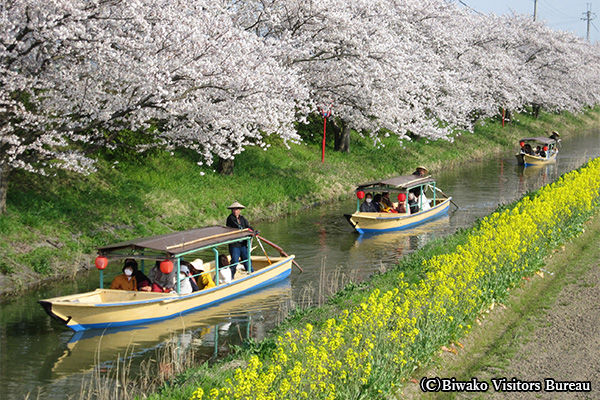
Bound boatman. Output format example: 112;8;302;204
412;166;428;177
226;201;254;278
410;166;429;198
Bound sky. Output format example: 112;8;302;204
456;0;600;43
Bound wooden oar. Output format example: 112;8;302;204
256;235;304;273
429;185;459;209
255;236;272;265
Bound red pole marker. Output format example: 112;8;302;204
319;105;333;163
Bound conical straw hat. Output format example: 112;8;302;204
227;201;246;209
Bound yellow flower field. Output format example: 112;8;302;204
190;158;600;400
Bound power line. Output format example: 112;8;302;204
538;0;574;20
457;0;484;15
581;3;596;41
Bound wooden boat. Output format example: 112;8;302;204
39;226;294;332
50;281;291;377
516;137;558;166
344;175;453;234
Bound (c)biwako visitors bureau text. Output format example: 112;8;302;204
419;377;591;393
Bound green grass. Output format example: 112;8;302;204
1;107;599;284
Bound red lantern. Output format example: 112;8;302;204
543;146;548;151
398;193;406;202
160;259;174;274
519;141;525;147
356;190;365;200
95;256;108;270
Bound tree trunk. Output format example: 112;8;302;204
217;157;234;176
0;159;10;215
332;119;351;153
532;104;540;119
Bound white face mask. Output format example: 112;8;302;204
366;198;372;203
124;268;133;276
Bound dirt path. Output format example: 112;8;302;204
400;214;600;399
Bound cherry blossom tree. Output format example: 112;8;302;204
0;0;307;213
231;0;450;149
232;0;600;149
2;0;599;215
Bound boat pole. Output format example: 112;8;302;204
256;235;304;273
256;236;272;265
429;185;459;209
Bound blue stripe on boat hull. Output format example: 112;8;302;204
355;203;450;234
68;268;291;331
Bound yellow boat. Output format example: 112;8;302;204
39;226;294;331
50;281;291;377
344;175;453;234
515;137;559;166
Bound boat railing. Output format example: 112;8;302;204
96;234;257;294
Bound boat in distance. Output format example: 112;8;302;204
344;174;453;234
39;226;294;332
516;136;559;166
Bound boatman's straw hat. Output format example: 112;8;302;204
227;201;246;209
416;166;428;173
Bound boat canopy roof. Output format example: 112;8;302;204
356;175;436;190
519;137;557;145
98;226;253;257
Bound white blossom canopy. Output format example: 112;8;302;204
1;0;307;175
2;0;600;179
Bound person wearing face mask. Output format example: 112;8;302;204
110;262;138;291
360;192;378;212
124;258;152;292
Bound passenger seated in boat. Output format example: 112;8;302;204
419;193;432;211
217;254;232;284
110;263;137;291
395;193;407;213
408;192;419;214
380;192;397;213
181;261;200;292
178;264;194;295
190;259;216;290
373;194;383;212
359;193;378;212
537;146;546;158
149;261;177;293
124;258;151;292
521;144;533;155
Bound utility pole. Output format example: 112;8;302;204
581;3;596;42
533;0;538;21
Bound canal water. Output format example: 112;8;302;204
1;130;599;399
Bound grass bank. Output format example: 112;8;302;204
1;108;599;295
132;154;600;399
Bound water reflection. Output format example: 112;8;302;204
350;216;451;260
515;163;559;196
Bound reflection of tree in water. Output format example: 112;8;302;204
516;163;559;197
